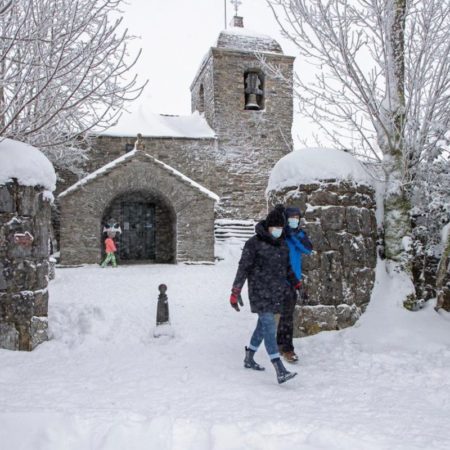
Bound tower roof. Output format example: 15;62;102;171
216;27;284;54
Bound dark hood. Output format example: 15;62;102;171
255;220;284;245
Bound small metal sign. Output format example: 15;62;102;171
13;231;34;247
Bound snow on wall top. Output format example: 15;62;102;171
0;138;56;191
59;149;219;202
216;27;283;54
267;147;372;192
59;150;138;198
99;108;215;139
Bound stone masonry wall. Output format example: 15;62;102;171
269;181;377;336
0;181;51;350
59;151;216;265
57;48;294;223
56;137;217;198
191;48;295;219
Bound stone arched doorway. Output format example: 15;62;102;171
102;191;176;263
59;149;217;264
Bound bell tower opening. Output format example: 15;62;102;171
244;70;265;110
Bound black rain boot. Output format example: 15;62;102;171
271;357;297;384
244;347;265;371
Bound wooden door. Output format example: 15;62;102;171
119;202;155;260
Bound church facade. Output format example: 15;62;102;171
58;19;295;264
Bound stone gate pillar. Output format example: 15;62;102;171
267;148;377;336
0;139;56;350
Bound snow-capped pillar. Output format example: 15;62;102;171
266;148;377;336
0;140;56;351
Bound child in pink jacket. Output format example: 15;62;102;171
101;236;117;268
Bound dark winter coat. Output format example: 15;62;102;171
232;221;299;314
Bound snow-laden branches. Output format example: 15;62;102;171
0;0;147;171
266;0;449;171
266;0;449;267
0;1;12;15
266;0;450;308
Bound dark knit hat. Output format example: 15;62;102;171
266;204;286;227
285;206;301;218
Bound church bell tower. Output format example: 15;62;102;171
190;13;295;219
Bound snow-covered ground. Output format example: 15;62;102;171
1;243;450;450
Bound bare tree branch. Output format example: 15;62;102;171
0;0;147;171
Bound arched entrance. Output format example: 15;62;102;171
102;191;176;263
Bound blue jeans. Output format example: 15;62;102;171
248;312;280;360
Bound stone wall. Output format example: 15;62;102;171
268;181;377;336
56;136;217;197
59;151;216;265
191;48;295;219
0;181;51;350
56;47;295;223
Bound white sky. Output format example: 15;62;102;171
119;0;312;143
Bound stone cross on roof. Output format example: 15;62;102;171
230;0;242;16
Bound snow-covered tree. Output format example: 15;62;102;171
266;0;450;294
0;0;146;171
411;155;450;303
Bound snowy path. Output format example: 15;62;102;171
1;251;450;449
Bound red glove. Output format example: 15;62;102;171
294;281;302;290
230;287;243;312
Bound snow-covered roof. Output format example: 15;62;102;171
151;156;219;202
59;150;138;198
0;138;56;191
59;149;219;202
99;108;215;139
267;147;372;193
216;27;283;54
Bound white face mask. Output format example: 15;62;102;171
288;218;299;229
270;228;283;239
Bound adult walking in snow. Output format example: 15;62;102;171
277;207;313;363
101;234;118;268
229;205;300;384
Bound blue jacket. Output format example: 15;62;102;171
285;227;313;279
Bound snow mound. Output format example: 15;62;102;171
0;138;56;191
267;147;371;193
100;108;215;139
348;260;450;353
2;252;450;449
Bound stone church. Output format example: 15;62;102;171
58;17;295;265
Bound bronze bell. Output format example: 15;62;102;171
245;93;260;110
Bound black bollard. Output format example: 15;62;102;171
156;284;170;325
153;284;173;338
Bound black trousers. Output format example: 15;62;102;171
276;287;297;353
